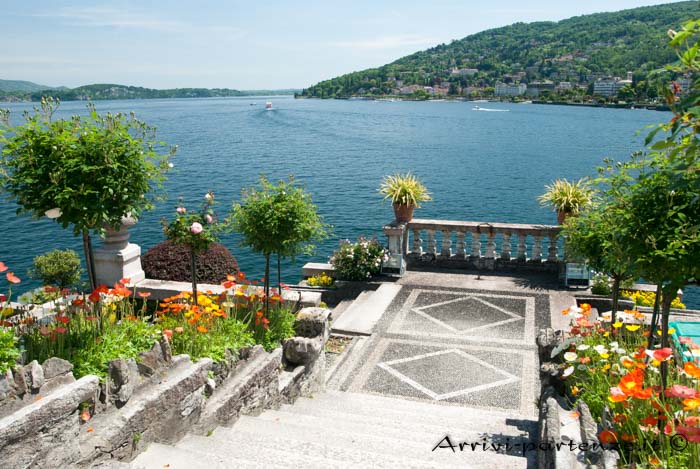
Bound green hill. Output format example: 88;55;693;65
0;79;58;92
0;83;300;102
300;1;698;99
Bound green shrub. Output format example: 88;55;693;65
330;237;388;281
29;249;82;289
262;307;296;352
0;327;20;373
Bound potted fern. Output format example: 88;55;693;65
538;178;593;224
379;172;432;223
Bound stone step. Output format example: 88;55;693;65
285;391;536;433
130;442;285;469
178;425;491;469
230;414;531;467
255;407;531;452
331;283;402;335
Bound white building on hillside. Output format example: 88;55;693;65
495;82;526;97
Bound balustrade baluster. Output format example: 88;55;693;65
501;232;511;260
532;235;543;261
455;231;466;258
470;230;481;257
412;229;423;255
516;234;527;261
547;233;558;262
486;232;497;258
440;229;452;258
427;230;437;255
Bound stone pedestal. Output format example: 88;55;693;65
382;221;407;276
93;217;145;286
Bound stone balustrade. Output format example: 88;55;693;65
384;218;562;273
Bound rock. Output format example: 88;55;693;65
0;369;13;400
159;334;172;363
205;378;216;396
180;385;205;417
42;358;73;380
283;336;323;365
137;341;166;376
578;401;603;465
294;307;330;338
108;358;138;406
23;360;45;392
239;345;264;362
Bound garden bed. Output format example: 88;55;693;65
0;306;331;468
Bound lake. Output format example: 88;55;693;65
1;96;697;308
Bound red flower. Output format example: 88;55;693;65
262;318;270;330
56;316;70;324
598;429;618;444
137;291;151;298
72;298;84;306
55;326;67;334
641;416;658;426
222;281;235;289
256;311;264;318
252;280;258;285
119;277;131;285
652;348;673;362
6;272;20;284
237;272;246;281
0;261;7;272
0;294;6;302
163;329;173;339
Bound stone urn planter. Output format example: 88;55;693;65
393;203;415;223
556;210;572;225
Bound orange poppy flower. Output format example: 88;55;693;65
6;272;20;284
237;271;246;280
598;429;618;444
641;416;658;426
256;310;264;318
119;277;131;285
262;318;270;330
196;325;208;333
609;386;627;403
138;291;151;298
683;397;700;411
631;387;654;400
72;298;84;306
163;330;173;339
684;361;700;379
222;281;235;289
0;261;7;272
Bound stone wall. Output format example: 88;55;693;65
0;307;330;469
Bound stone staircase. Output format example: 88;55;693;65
130;389;536;468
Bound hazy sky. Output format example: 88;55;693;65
2;0;685;89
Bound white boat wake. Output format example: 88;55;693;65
473;106;509;112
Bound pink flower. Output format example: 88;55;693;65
665;385;698;399
190;222;203;234
205;214;213;224
176;207;186;214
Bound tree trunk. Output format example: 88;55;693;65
646;282;663;352
611;276;621;325
277;254;282;296
659;285;676;391
82;230;97;291
191;247;198;306
264;253;271;315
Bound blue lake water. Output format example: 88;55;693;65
1;96;697;308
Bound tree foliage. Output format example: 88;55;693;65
0;98;176;235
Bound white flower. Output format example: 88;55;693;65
168;162;174;168
562;366;575;377
564;352;578;362
577;344;590;351
594;345;608;354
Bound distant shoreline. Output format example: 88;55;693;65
294;95;671;112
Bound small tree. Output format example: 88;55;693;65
162;192;221;303
29;249;83;289
230;175;330;312
0;98;176;290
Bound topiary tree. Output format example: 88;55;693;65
29;249;83;289
230;175;330;312
0;98;176;290
142;240;238;284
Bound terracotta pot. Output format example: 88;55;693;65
557;210;572;225
393;203;415;223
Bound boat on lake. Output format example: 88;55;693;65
265;102;273;110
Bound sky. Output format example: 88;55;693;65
1;0;686;90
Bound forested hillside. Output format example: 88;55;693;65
301;1;697;98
